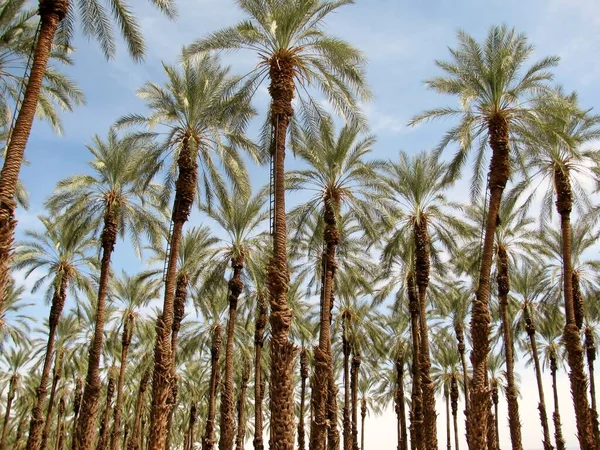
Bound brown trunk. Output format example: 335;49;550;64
0;0;68;309
572;271;584;331
267;52;298;450
55;398;66;450
360;399;366;450
585;328;600;442
342;315;352;450
445;391;451;450
202;324;222;450
235;360;250;450
408;271;424;450
350;355;360;450
524;304;553;450
451;377;459;450
554;167;596;450
550;356;566;450
496;245;523;450
15;410;27;450
487;382;498;450
150;137;198;450
326;373;340;450
395;357;408;450
111;314;134;450
413;219;438;450
254;295;267;450
96;373;116;450
186;404;197;450
469;113;511;450
74;208;119;450
27;275;69;450
297;349;308;450
71;380;83;450
41;350;64;450
0;375;18;450
127;370;150;450
219;257;245;450
455;323;470;445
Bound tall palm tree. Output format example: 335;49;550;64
0;345;28;450
13;215;93;450
117;52;255;449
409;25;558;449
0;0;175;313
45;129;162;450
188;3;370;445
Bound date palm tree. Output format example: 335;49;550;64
0;281;33;350
0;0;176;314
45;128;163;450
409;25;558;449
0;345;29;450
187;3;371;445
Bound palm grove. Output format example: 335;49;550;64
0;1;599;450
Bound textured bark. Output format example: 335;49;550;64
186;404;197;450
27;275;69;450
266;52;298;450
455;323;470;445
554;167;596;450
55;398;66;450
110;314;134;450
327;374;340;450
220;257;245;450
395;357;408;450
524;304;553;450
96;373;116;450
297;348;308;450
74;209;118;450
0;375;18;450
487;383;498;450
342;316;352;450
496;246;523;450
235;361;250;450
0;0;68;310
202;324;222;450
572;271;584;331
550;356;566;450
15;410;27;450
585;328;600;442
445;392;451;450
407;272;424;450
253;296;267;450
451;377;459;450
413;219;437;450
350;356;360;450
71;380;83;450
127;370;149;450
468;113;510;450
41;350;63;450
360;399;366;450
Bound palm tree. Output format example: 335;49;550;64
13;215;93;450
486;352;506;450
0;0;175;313
188;3;371;445
410;25;558;449
117;52;255;449
45;128;162;450
0;281;33;350
0;345;28;450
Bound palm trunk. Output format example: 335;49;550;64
550;356;566;450
395;356;408;450
186;404;197;450
572;271;584;331
55;398;66;450
360;399;366;450
584;328;600;441
326;371;340;450
127;370;150;450
342;317;352;450
235;361;250;450
407;272;423;450
490;384;499;450
469;113;511;450
202;324;222;450
110;314;134;450
150;138;198;450
267;53;298;450
27;276;69;450
71;380;83;450
15;409;27;450
0;0;68;309
554;167;596;450
297;348;308;450
253;295;267;450
413;219;437;450
350;355;360;450
0;375;18;450
96;373;116;450
496;245;523;450
523;303;553;450
451;377;459;450
445;391;451;450
455;323;469;443
41;350;64;450
74;208;119;450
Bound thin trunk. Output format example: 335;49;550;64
585;328;600;441
491;385;499;450
71;380;83;450
41;350;64;450
360;399;366;450
451;377;459;450
202;324;222;450
469;113;511;450
14;410;26;450
235;361;250;450
395;356;408;450
445;391;451;450
350;355;360;450
413;219;437;450
219;257;245;450
0;0;68;309
550;356;566;450
496;245;523;450
254;295;267;450
524;303;553;450
111;314;134;450
573;271;584;331
0;375;18;450
297;348;308;450
27;276;69;450
342;318;351;450
554;167;596;450
407;272;423;450
75;208;119;450
55;398;66;450
186;404;197;450
127;370;150;450
150;138;198;450
96;373;116;450
267;52;298;450
455;324;469;444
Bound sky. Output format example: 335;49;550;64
11;0;600;449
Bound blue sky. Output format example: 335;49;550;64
13;0;600;449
